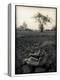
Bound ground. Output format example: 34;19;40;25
15;31;57;74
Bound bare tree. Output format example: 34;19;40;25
34;12;51;32
19;25;25;30
19;22;27;31
22;22;27;30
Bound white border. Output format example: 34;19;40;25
11;3;58;77
11;4;15;76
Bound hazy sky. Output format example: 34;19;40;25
16;6;56;30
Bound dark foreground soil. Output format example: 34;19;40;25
15;31;57;74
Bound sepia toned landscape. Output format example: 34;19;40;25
15;6;57;74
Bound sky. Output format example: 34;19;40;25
16;6;56;30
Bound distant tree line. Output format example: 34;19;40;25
17;22;32;31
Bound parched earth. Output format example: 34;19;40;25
15;31;57;74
